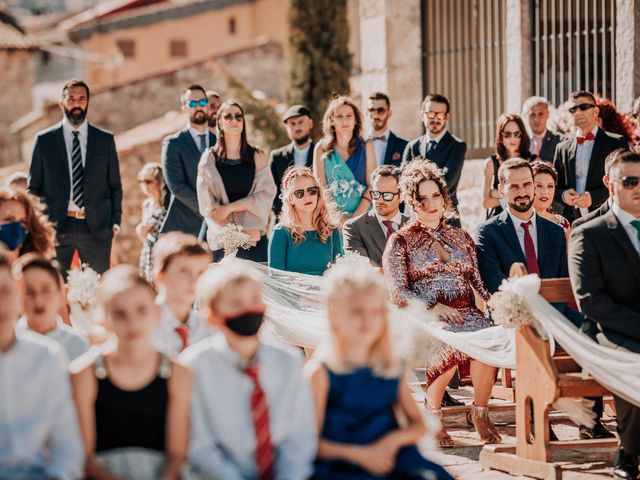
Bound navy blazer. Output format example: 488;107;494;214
553;128;627;222
160;128;216;235
401;131;466;207
381;131;408;167
269;141;315;217
475;210;568;294
536;130;561;163
28;122;122;239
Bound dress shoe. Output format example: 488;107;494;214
579;420;615;439
613;446;639;479
441;390;465;407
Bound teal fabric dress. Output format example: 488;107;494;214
324;142;367;214
268;224;344;275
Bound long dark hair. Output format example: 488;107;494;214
214;99;257;164
321;96;364;159
495;113;531;162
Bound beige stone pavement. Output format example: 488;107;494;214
415;387;618;479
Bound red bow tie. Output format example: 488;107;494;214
577;132;595;145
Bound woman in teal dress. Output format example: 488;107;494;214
313;96;376;225
268;167;343;275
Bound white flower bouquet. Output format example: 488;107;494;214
329;179;365;198
67;264;102;337
328;250;372;270
487;290;533;328
217;223;251;257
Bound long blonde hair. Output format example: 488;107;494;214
320;264;399;377
279;167;338;244
321;95;364;159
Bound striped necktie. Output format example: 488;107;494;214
71;131;84;208
245;364;274;479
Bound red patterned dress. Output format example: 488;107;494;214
383;221;492;383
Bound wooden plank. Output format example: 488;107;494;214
480;449;561;480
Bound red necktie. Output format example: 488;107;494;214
245;364;274;480
576;132;595;145
382;220;396;239
174;326;189;352
521;221;540;275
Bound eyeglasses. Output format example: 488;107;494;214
187;99;208;108
502;131;522;139
423;111;447;121
367;107;387;115
292;186;320;199
370;190;399;201
613;176;640;189
568;103;596;114
222;113;244;122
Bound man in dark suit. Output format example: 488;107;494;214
553;90;628;224
569;150;640;479
343;165;409;267
402;94;466;224
269;105;315;218
160;84;216;236
365;92;408;168
28;79;122;276
522;96;561;163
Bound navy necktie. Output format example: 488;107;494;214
426;140;437;159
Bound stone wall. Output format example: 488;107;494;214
0;49;36;166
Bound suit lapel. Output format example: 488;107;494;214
566;138;578;187
208;131;217;148
306;142;315;167
535;216;549;273
180;128;201;160
586;128;605;184
383;132;395;165
497;211;526;263
606;211;640;283
54;124;70;180
284;143;295;167
84;124;95;185
432;131;452;164
365;211;387;252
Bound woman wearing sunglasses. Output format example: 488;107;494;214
268;167;343;275
383;159;500;448
197;100;276;263
483;113;532;219
313;96;376;225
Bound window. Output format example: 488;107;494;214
228;17;236;34
116;39;136;58
170;40;188;58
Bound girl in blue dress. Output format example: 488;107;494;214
313;96;376;225
268;167;343;275
305;264;454;480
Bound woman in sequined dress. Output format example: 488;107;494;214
382;159;501;447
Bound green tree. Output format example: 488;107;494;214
287;0;352;137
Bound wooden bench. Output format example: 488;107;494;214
479;277;618;479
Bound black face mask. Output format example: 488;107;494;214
225;311;264;336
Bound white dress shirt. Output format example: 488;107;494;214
181;334;317;480
61;117;88;213
371;129;389;166
574;126;599;217
188;124;210;152
293;143;311;168
375;210;403;237
426;128;447;144
508;209;539;256
152;303;215;358
0;330;83;480
17;316;90;362
611;202;640;254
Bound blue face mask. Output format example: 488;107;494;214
0;221;28;251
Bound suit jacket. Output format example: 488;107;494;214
401;131;467;207
536;130;562;163
569;209;640;352
553;128;627;222
269;141;315;217
343;210;410;267
475;210;568;294
370;131;408;167
28;122;122;239
571;199;610;229
160;128;216;235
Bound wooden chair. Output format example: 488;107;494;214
479;278;618;479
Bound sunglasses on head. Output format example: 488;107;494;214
367;107;387;115
568;103;596;114
502;131;522;139
222;113;244;122
187;99;208;108
617;176;640;190
424;111;447;121
292;186;319;199
370;190;399;201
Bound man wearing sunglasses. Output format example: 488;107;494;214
569;150;640;479
160;84;217;236
402;94;466;227
553;90;628;224
365;92;408;168
343;165;408;267
269;105;315;218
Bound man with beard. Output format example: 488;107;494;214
366;92;408;167
206;90;222;132
28;79;122;276
269;105;315;218
402;94;466;225
161;84;217;236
